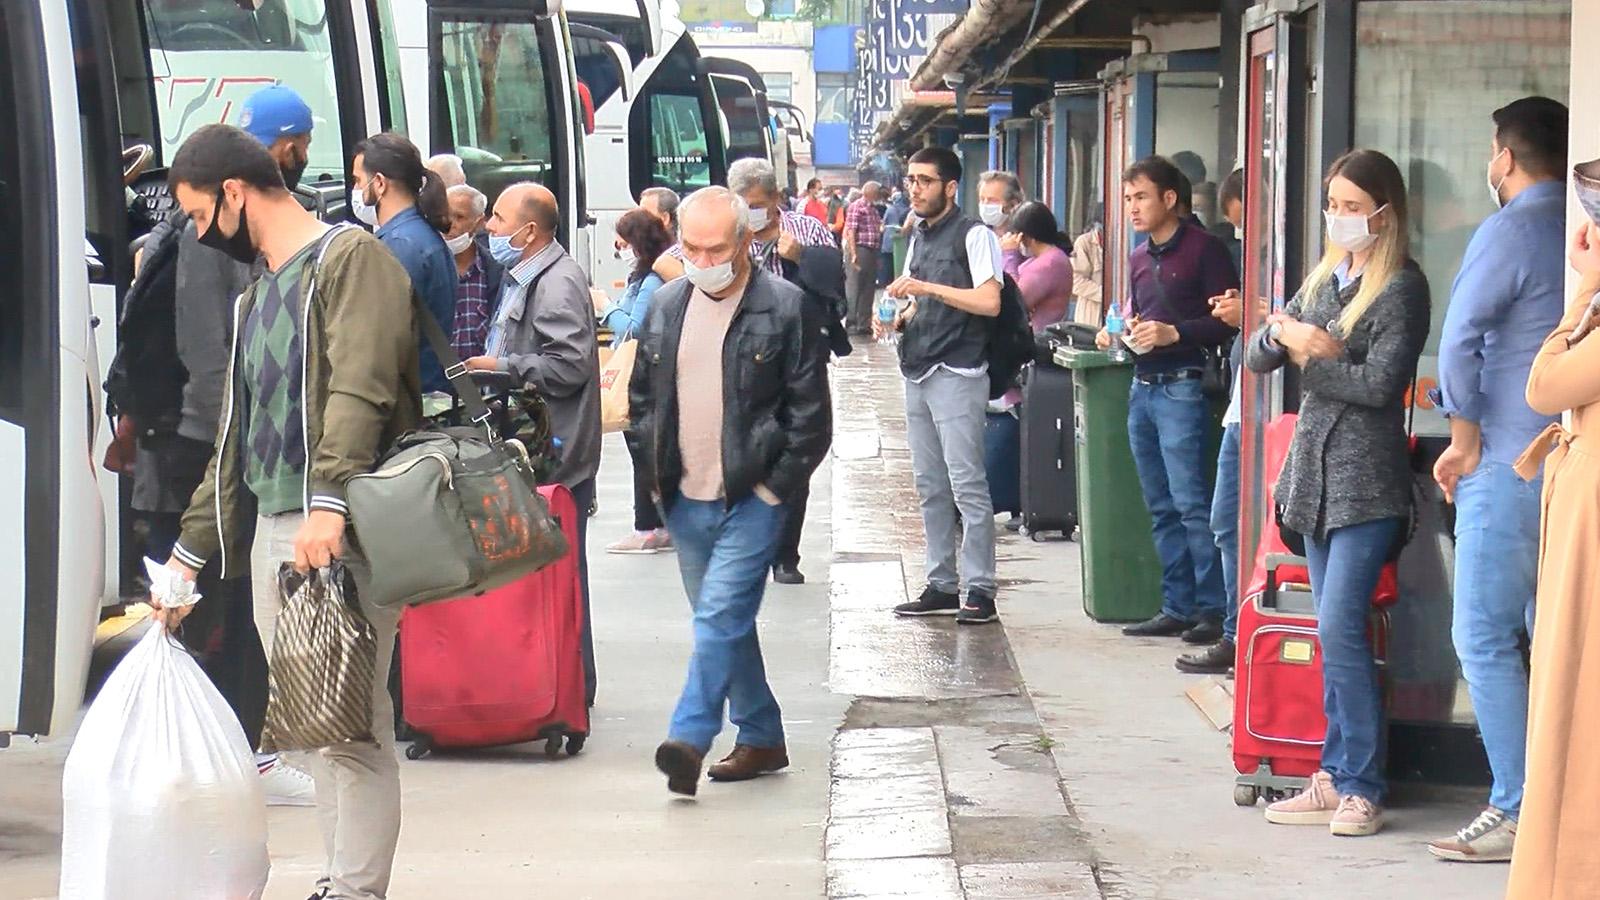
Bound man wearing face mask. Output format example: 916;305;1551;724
149;123;421;900
843;181;886;335
729;156;846;585
464;182;603;706
132;85;320;808
978;170;1024;242
629;187;831;795
442;183;505;360
1427;96;1569;864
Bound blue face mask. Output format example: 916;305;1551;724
487;223;532;266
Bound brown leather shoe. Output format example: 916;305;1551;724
654;740;704;796
707;744;789;782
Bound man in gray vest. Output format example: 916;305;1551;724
875;146;1003;625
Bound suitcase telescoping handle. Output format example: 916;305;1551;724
1263;552;1310;610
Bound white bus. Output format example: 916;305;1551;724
569;0;728;298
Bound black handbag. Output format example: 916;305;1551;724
1146;258;1232;400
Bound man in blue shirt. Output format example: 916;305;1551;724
1429;96;1569;864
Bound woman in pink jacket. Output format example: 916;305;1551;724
1001;201;1075;332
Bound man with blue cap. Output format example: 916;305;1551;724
128;83;320;809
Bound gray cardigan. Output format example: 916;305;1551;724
1246;260;1430;537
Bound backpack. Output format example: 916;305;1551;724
104;211;190;433
985;273;1033;400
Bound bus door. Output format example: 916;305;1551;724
427;0;583;253
1;0;105;740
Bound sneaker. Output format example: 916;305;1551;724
1264;771;1339;825
894;585;961;617
1330;794;1385;837
1122;613;1191;637
1428;807;1516;862
607;531;660;554
1181;618;1224;644
1003;515;1023;533
259;756;316;807
1175;638;1235;674
644;528;675;552
956;590;999;625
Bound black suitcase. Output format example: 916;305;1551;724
1019;362;1077;540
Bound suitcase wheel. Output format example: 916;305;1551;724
406;738;433;761
544;737;564;759
1233;784;1259;807
565;734;586;756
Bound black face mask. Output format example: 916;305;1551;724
280;151;308;192
197;189;258;266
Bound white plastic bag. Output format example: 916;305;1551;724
60;626;270;900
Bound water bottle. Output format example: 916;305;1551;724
1105;305;1128;362
876;294;898;345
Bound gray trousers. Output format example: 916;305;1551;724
904;368;997;594
252;513;402;900
846;248;881;332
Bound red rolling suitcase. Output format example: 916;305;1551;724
399;483;589;760
1230;415;1396;806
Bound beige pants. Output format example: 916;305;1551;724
252;513;402;900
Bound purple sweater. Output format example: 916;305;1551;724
1127;220;1239;374
1003;244;1073;334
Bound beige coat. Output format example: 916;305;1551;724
1070;227;1103;325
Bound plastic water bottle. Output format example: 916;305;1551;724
1105;305;1128;362
876;294;898;345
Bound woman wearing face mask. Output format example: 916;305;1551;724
1001;201;1074;331
351;133;456;394
602;209;675;555
1246;148;1430;838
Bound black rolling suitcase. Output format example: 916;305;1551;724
1018;362;1077;540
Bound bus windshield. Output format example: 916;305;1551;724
434;15;558;205
630;35;711;196
713;76;766;161
138;0;346;179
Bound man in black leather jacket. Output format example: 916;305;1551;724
628;186;832;795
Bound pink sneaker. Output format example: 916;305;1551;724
606;531;660;554
1263;771;1339;825
643;528;675;552
1330;794;1385;837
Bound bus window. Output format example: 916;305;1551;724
571;34;623;111
368;0;407;134
433;16;557;207
713;77;765;162
649;94;710;193
137;0;347;180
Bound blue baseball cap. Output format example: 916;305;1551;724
238;85;314;146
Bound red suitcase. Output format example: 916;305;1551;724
399;483;589;760
1230;414;1396;806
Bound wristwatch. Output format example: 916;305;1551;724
1266;321;1285;346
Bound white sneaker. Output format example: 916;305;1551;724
259;756;317;807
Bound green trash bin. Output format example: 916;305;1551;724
1056;347;1164;623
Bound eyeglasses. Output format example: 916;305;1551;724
904;175;946;190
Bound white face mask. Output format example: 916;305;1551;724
747;205;771;232
979;202;1006;227
444;231;474;254
616;244;637;266
350;185;379;227
1487;147;1509;209
1324;204;1386;253
684;255;737;294
1018;239;1034;259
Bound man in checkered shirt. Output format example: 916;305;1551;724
728;157;850;586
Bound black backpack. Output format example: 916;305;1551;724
986;272;1033;399
104;211;190;433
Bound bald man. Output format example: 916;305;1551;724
466;181;602;704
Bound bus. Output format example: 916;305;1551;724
569;0;728;298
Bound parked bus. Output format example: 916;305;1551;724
569;0;727;298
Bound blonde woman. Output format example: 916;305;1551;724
1507;221;1600;897
1244;149;1431;837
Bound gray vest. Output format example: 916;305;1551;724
899;209;990;378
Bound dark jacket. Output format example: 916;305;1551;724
1128;220;1239;373
628;267;832;511
1246;260;1430;537
899;209;993;378
172;227;423;577
174;220;255;443
781;243;852;359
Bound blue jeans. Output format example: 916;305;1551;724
1127;377;1225;623
1213;423;1241;641
664;494;787;754
1305;516;1402;804
1453;460;1540;818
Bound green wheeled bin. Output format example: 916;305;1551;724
1055;347;1164;623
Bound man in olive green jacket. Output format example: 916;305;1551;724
150;124;420;900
